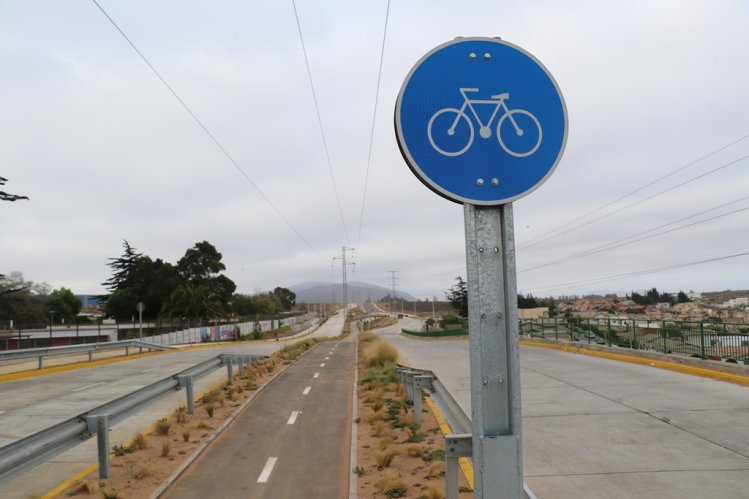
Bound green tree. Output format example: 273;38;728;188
176;241;235;313
446;277;468;317
163;284;222;324
47;287;82;324
273;287;296;311
0;273;47;326
677;291;690;303
517;293;539;309
102;240;143;292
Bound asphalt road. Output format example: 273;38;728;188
380;316;749;499
162;336;355;499
0;311;345;499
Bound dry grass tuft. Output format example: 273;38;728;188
378;436;397;450
131;432;148;450
365;408;388;423
155;418;171;436
405;444;424;458
361;341;399;368
68;479;99;495
373;446;400;469
161;441;170;457
374;470;408;495
421;485;445;499
426;461;445;478
372;420;389;437
127;462;151;479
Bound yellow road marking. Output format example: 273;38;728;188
424;394;474;490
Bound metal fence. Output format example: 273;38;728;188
519;317;749;363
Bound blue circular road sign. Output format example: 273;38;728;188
395;37;567;205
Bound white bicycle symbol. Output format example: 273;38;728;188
427;88;542;158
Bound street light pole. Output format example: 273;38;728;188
49;311;54;344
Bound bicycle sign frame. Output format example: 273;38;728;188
395;37;567;205
428;87;542;158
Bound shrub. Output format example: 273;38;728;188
182;430;191;443
131;432;148;450
352;465;366;477
373;446;400;469
205;404;214;418
161;442;170;457
155;418;171;436
374;471;408;497
174;406;188;424
424;449;445;462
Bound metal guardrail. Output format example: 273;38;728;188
397;365;537;499
0;353;263;483
0;340;176;370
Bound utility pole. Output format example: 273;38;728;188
333;247;355;319
387;270;399;314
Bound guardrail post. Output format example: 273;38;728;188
38;356;43;370
178;376;195;414
226;356;234;385
86;415;111;479
445;434;472;499
699;321;706;359
88;350;93;362
125;345;129;356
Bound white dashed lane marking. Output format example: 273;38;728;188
287;411;301;425
257;457;278;483
320;363;325;367
313;373;319;379
303;386;312;395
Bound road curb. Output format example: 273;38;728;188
521;339;749;387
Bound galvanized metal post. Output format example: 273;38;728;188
699;321;706;359
184;376;195;414
226;357;234;385
91;415;111;479
464;204;523;498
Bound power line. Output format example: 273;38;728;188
91;0;324;259
523;251;749;294
519;153;749;251
291;0;350;245
519;194;749;273
355;0;391;252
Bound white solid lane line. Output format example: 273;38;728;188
287;411;301;425
72;382;106;392
302;386;312;395
313;372;320;379
257;457;278;483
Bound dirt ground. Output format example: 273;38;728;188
354;361;472;497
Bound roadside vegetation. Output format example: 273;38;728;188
354;332;472;498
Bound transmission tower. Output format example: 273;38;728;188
387;270;400;314
333;247;355;318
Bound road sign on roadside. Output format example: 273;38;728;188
395;37;568;499
395;37;567;205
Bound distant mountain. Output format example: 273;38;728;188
291;281;415;304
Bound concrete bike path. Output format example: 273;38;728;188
161;337;355;499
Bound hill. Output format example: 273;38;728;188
291;281;415;304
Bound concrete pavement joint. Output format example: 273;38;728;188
523;364;749;460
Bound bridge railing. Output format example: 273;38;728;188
519;318;749;363
0;339;176;370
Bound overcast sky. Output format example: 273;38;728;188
2;0;748;300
